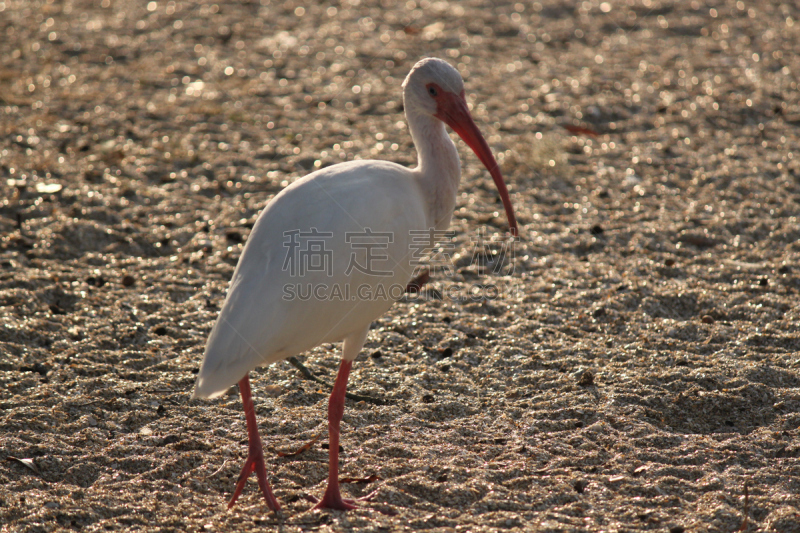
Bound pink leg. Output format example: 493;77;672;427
313;359;358;510
228;374;281;512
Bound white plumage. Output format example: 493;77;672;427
193;161;427;398
193;57;518;512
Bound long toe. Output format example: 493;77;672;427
311;493;359;511
309;485;380;510
228;451;280;512
253;452;281;511
228;457;255;509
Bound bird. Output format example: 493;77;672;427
192;57;519;512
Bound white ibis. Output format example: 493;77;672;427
192;57;518;512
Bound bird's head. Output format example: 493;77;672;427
402;58;518;236
402;57;466;118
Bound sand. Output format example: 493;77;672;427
1;0;799;531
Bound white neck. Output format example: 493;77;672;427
407;111;462;231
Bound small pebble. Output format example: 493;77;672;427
122;275;135;287
701;315;715;324
577;369;595;387
264;384;283;397
36;183;62;194
225;231;243;243
86;275;106;287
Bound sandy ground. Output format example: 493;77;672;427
2;0;800;531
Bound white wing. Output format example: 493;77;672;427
193;160;429;398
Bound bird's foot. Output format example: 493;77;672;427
311;494;358;511
228;447;281;512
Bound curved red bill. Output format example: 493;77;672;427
434;91;519;237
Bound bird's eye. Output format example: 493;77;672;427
428;86;438;97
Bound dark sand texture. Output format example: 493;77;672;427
1;0;800;531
